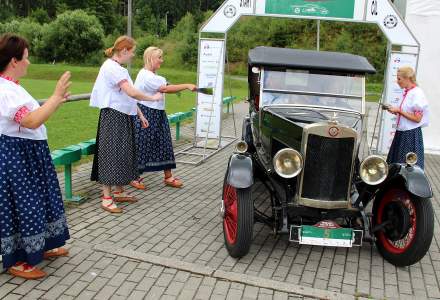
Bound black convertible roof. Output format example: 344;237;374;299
248;47;376;74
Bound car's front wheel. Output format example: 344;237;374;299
373;188;434;266
222;181;253;258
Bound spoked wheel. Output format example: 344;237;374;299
222;180;253;258
373;188;434;266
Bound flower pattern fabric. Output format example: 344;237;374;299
0;135;70;269
134;105;176;173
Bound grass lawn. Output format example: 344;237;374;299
21;64;247;150
20;63;381;150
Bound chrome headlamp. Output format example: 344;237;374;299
360;155;388;185
235;141;248;154
405;152;418;166
273;148;303;178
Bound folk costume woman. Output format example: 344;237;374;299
0;34;70;279
386;66;429;169
130;47;196;190
90;36;160;213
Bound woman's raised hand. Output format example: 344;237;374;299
53;71;72;103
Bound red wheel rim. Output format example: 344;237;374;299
223;183;238;245
376;189;417;254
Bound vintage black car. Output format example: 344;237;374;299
222;47;434;267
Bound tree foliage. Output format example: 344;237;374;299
36;10;104;63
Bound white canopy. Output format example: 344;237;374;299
405;0;440;153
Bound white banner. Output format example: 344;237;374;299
378;52;418;154
196;39;226;139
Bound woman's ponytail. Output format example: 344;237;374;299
104;47;114;57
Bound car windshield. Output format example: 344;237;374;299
262;70;364;112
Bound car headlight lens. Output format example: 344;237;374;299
360;155;388;185
406;152;418;166
235;141;248;153
273;148;303;178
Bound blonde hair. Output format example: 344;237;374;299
143;46;163;70
105;35;136;57
397;66;417;84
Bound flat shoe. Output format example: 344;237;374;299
164;177;183;188
130;180;146;190
9;264;46;280
101;204;123;213
44;248;69;259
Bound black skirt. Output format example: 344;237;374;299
91;108;139;185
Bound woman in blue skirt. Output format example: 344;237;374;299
0;34;71;279
130;47;196;189
385;66;429;169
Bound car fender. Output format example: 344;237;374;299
226;154;254;189
383;164;433;198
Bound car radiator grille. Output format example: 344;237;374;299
301;134;355;202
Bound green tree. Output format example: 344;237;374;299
87;0;116;35
37;10;105;63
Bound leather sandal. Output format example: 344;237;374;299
9;262;46;280
130;178;146;190
44;247;69;259
113;190;138;203
101;197;123;213
164;176;183;188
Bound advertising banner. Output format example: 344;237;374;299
196;39;225;140
377;52;418;155
265;0;355;19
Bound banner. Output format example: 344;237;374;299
265;0;355;19
196;39;225;140
377;52;418;155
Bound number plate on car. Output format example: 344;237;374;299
289;224;362;247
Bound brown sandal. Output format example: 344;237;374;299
101;197;123;213
130;178;146;190
113;190;138;203
9;262;46;280
164;176;183;188
44;247;69;259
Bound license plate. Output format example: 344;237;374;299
290;225;355;247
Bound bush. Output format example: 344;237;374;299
30;8;51;24
37;10;104;63
0;19;43;57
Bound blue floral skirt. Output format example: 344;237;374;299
386;127;425;169
134;105;176;173
0;135;70;269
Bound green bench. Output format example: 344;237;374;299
222;96;236;113
168;111;194;141
51;138;96;203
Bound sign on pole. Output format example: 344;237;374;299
196;39;226;140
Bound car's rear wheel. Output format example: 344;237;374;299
373;188;434;266
222;181;253;258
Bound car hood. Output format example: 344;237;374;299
265;106;362;131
